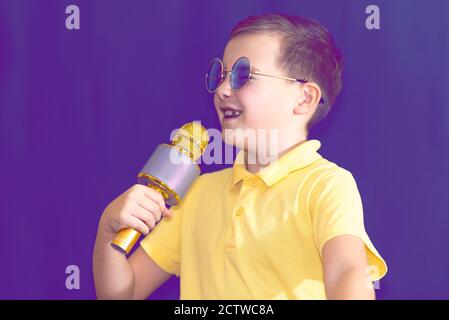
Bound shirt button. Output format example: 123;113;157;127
235;207;244;216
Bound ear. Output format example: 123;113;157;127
292;82;322;116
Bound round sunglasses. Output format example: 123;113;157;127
205;56;325;104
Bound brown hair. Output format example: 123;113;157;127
230;13;343;130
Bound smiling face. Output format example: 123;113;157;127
213;32;311;155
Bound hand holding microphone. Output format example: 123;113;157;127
99;183;172;240
98;121;209;255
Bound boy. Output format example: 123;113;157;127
93;13;387;300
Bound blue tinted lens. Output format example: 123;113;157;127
206;59;223;92
231;57;250;89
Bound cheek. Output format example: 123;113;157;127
239;88;290;128
213;94;220;113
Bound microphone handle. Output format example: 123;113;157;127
111;184;166;255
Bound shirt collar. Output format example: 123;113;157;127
230;139;322;189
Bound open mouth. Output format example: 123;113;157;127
221;107;243;120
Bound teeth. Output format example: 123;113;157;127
223;110;242;117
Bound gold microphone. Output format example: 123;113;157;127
111;121;209;255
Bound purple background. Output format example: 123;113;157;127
0;0;448;299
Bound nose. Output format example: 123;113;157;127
216;71;232;98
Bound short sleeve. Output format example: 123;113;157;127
310;169;388;281
139;201;183;277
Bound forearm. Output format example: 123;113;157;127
93;227;135;300
325;268;375;300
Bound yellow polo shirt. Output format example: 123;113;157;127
140;139;388;299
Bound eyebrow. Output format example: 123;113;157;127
222;59;261;72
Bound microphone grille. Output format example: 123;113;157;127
171;121;209;161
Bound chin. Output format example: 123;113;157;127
221;128;240;148
221;127;260;154
221;128;237;147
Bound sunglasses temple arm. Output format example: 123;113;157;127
254;72;325;104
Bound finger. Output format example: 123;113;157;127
162;207;172;218
122;215;150;235
130;204;157;229
142;186;167;214
136;197;162;222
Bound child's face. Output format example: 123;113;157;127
213;32;307;154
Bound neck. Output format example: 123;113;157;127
245;135;308;174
